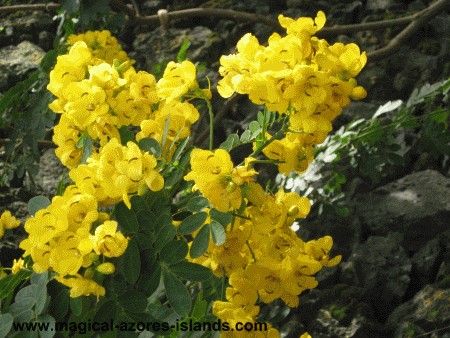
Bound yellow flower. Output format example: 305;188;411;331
157;60;198;101
0;210;21;229
90;220;128;257
129;70;159;104
55;273;105;299
49;229;93;277
184;149;234;182
11;258;25;275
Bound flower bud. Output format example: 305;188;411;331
138;183;147;196
348;78;357;87
287;205;299;217
84;266;95;279
226;181;236;193
96;263;115;274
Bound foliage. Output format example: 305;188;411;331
278;77;450;220
0;5;416;338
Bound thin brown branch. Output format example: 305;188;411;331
0;139;57;149
366;0;450;62
0;3;60;13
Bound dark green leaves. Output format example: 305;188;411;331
115;201;139;233
189;223;211;259
163;272;191;317
187;197;209;213
117;290;147;313
178;212;208;235
123;240;141;284
168;262;213;281
160;240;189;265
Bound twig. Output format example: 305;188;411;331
0;139;57;149
0;3;59;13
366;0;450;62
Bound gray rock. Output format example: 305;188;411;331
349;235;411;312
0;41;45;92
411;237;442;285
355;170;450;252
386;285;450;336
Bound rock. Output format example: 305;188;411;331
0;41;45;92
386;285;450;337
355;169;450;252
348;234;411;321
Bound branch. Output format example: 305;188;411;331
0;139;57;149
366;0;450;62
0;3;59;13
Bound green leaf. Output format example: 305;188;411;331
191;291;207;320
189;223;211;259
0;313;13;338
80;136;93;165
93;300;116;324
48;289;69;321
177;38;191;62
160;240;189;265
178;211;208;235
76;130;89;148
161;114;171;150
154;213;173;234
0;268;33;299
36;314;56;338
133;232;153;250
209;208;232;227
118;125;134;146
187;196;209;213
28;196;51;217
178;146;194;168
249;121;260;133
165;169;184;187
257;111;265;127
240;130;251;143
70;297;83;317
117;290;148;313
168;262;213;281
210;221;226;245
163;271;191;317
137;261;161;297
123;240;141;284
115;201;139;233
139;137;162;158
111;274;127;296
219;134;239;152
171;137;190;165
154;223;177;253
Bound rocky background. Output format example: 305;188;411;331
1;0;450;337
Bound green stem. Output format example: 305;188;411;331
240;122;289;166
196;89;214;151
231;212;250;220
246;240;257;262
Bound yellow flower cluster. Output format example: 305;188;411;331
18;30;209;298
48;30;202;169
186;182;340;337
218;12;367;175
0;210;21;239
184;150;258;212
19;183;127;298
